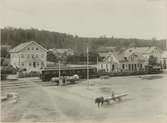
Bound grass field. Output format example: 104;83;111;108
1;73;167;123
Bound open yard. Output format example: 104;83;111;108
1;73;167;123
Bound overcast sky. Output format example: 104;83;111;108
0;0;166;39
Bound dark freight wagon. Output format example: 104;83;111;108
41;66;98;81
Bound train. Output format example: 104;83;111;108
41;66;98;81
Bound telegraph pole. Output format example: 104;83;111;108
97;56;99;72
87;47;89;88
58;60;61;79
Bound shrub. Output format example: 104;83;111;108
1;74;7;80
18;71;40;78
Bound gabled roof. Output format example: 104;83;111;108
9;41;47;53
102;52;119;64
116;49;145;62
104;54;119;63
124;46;162;56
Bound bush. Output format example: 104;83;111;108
18;71;40;78
1;74;7;80
1;65;17;74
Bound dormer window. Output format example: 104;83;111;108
124;57;127;60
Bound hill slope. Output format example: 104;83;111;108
1;27;166;54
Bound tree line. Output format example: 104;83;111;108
1;27;166;54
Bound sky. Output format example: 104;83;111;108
0;0;166;39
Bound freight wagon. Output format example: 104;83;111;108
41;66;98;81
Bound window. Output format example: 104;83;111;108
41;62;44;66
27;54;30;58
132;64;134;71
32;47;34;50
134;64;137;70
101;64;103;69
22;63;24;66
29;63;31;66
36;48;38;50
122;64;125;69
41;54;44;58
112;64;115;70
106;64;108;69
27;48;30;50
12;54;14;58
131;56;134;61
32;54;34;58
37;62;39;66
128;64;131;70
36;54;38;58
21;54;24;58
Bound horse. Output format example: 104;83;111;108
95;96;104;108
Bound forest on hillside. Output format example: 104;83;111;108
1;27;166;55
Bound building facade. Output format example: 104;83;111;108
9;41;47;72
118;52;145;72
124;47;162;64
97;52;120;72
160;51;167;69
97;47;162;73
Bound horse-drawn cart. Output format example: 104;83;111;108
95;92;128;107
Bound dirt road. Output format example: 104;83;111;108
1;74;167;123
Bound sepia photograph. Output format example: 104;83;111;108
0;0;167;123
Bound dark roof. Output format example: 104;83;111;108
9;41;47;53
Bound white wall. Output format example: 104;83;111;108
10;42;47;72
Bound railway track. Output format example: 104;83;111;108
1;79;37;96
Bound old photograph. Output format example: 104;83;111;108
0;0;167;123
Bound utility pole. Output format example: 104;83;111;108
97;56;99;72
58;60;61;79
87;47;89;88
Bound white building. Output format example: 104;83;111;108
160;51;167;69
124;47;162;64
98;46;162;73
98;51;146;73
9;41;48;72
118;51;146;72
97;52;120;72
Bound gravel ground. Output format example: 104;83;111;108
1;73;167;123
